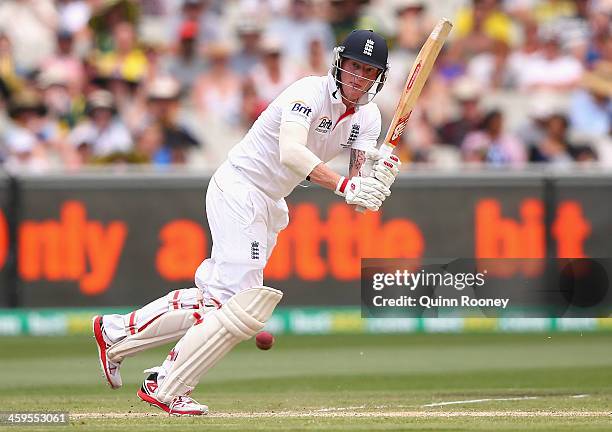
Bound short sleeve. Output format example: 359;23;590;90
279;77;321;130
351;104;381;152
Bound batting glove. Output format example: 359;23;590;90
366;149;401;189
335;176;391;211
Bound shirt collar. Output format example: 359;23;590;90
327;72;344;106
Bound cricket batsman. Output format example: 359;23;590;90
93;29;401;415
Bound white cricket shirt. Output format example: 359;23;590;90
227;73;381;200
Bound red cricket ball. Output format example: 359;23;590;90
255;331;275;350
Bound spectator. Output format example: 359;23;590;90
94;21;149;85
455;0;513;55
0;0;58;74
239;77;267;129
435;43;467;83
462;109;526;165
466;39;511;89
393;0;433;52
249;38;300;105
328;0;367;44
193;43;242;126
88;0;139;53
266;0;335;63
385;0;434;105
515;93;558;154
40;30;86;97
145;75;200;164
529;113;574;165
506;19;541;88
585;10;611;68
169;0;227;49
516;32;583;92
438;77;484;147
68;89;133;164
37;67;84;132
299;38;330;77
230;19;264;77
569;62;612;138
547;0;592;56
163;20;207;92
57;0;92;35
133;123;164;164
0;33;23;95
4;89;52;172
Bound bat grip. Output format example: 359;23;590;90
378;142;395;158
354;143;396;213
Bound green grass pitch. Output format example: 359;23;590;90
0;332;611;431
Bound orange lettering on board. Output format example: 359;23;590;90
156;220;206;281
82;222;127;295
62;201;86;279
475;198;590;276
264;220;292;279
519;198;545;277
0;210;7;270
381;219;424;260
293;204;327;281
263;203;425;281
553;201;591;258
475;199;545;276
328;204;359;280
19;221;63;281
18;201;127;295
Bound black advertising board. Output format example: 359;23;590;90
4;171;610;307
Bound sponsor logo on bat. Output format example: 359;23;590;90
407;62;422;91
389;112;412;145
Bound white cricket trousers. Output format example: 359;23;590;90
102;161;288;344
194;161;289;303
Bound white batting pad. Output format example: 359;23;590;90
156;286;283;402
106;288;214;362
107;309;199;362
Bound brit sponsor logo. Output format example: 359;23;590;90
290;101;312;117
342;123;360;148
315;117;332;134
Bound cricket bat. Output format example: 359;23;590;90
357;18;453;213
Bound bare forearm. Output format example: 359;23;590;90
349;149;366;178
308;163;342;191
307;149;367;192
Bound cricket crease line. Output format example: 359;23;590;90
315;405;366;412
70;410;611;419
422;396;540;407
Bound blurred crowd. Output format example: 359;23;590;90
0;0;610;173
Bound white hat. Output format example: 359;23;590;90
38;67;69;89
452;77;481;101
394;0;426;13
147;76;181;99
260;37;283;54
6;128;37;154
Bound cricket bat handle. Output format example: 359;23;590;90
355;143;395;213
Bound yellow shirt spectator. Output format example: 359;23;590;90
95;49;148;83
455;7;512;45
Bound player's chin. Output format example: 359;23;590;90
344;89;366;103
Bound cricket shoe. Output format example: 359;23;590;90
137;368;208;416
92;315;123;389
